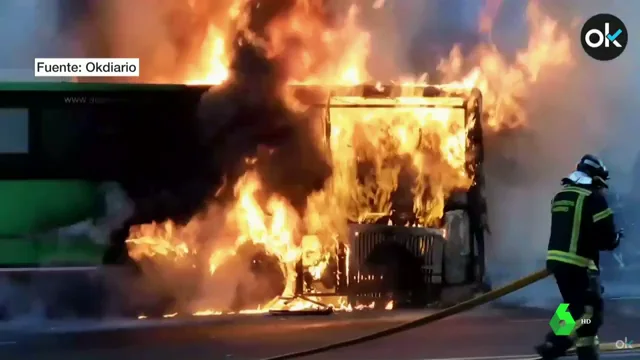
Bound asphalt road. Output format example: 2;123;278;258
1;305;639;360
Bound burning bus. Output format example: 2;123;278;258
0;80;487;315
0;0;575;318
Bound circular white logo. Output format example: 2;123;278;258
580;14;628;61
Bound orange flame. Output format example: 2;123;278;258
126;0;573;316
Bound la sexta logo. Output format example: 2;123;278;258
581;14;628;61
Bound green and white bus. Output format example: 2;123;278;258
0;82;208;268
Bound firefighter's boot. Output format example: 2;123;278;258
534;341;567;359
575;335;600;360
535;333;573;360
576;346;599;360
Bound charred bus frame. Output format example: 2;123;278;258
286;84;486;308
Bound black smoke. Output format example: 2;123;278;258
195;0;333;212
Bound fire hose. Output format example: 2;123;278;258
261;269;636;360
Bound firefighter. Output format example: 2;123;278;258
535;154;622;360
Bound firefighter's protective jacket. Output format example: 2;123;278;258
547;180;619;272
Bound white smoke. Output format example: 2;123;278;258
482;0;640;306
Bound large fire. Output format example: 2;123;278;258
125;0;572;316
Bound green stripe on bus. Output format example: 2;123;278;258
0;237;105;265
0;180;102;237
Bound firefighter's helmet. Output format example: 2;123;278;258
577;154;610;187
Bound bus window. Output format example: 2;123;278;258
0;108;29;154
40;107;126;180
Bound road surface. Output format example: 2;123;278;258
1;304;639;360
